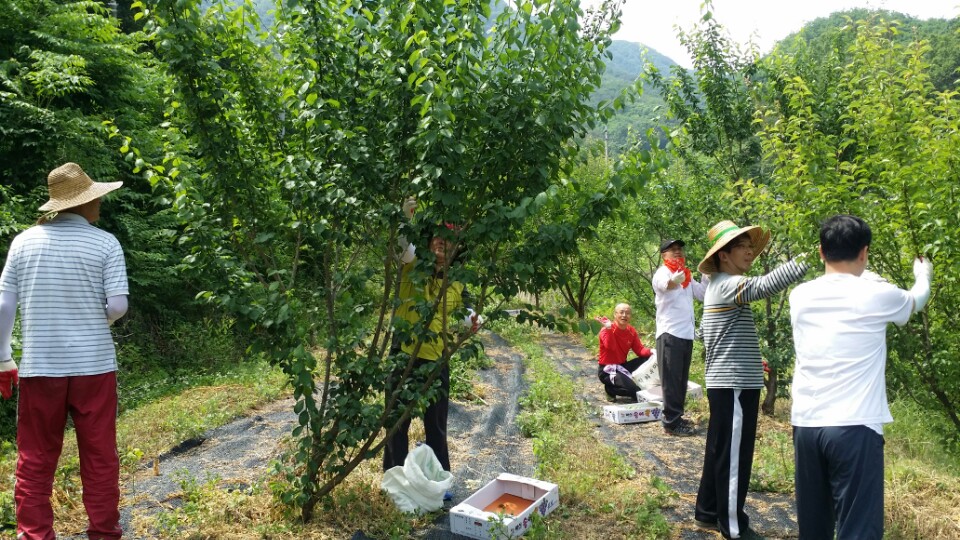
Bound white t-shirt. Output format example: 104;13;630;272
0;213;128;377
652;265;705;340
789;273;913;434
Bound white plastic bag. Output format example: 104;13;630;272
631;349;660;389
381;444;454;513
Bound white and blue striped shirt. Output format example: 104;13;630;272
0;213;128;377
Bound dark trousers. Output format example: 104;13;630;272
597;357;645;400
793;425;884;540
382;358;451;472
696;388;760;539
16;373;122;540
656;333;693;428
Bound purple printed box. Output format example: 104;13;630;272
602;401;663;424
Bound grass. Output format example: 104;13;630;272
493;319;675;539
0;358;289;535
4;313;959;539
558;316;960;538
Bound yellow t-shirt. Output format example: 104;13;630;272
395;261;465;361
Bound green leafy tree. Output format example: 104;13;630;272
141;0;627;519
0;0;193;440
528;143;644;319
643;1;799;414
0;0;163;190
757;17;960;437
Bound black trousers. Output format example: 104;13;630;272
656;332;693;428
793;425;884;540
382;357;450;472
597;357;645;400
696;388;760;539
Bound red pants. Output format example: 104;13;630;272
16;372;122;540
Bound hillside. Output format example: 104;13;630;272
777;8;960;91
593;8;960;155
592;40;680;154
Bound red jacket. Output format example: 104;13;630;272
598;324;652;365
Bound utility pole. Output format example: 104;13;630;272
604;128;608;163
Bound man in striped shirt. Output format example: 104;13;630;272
692;220;809;539
0;163;128;540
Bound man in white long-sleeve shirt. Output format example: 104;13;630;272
0;162;128;540
651;239;706;436
789;214;932;540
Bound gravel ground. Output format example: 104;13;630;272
61;330;798;539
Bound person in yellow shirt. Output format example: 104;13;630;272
383;203;478;490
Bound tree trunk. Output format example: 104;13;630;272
762;370;777;416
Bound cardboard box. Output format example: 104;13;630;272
602;401;663;424
637;381;704;404
449;473;560;539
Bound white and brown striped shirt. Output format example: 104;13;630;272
0;213;128;377
702;261;808;389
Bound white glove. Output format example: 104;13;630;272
669;271;686;285
910;257;933;313
913;258;933;282
700;273;711;284
462;309;484;332
402;197;417;220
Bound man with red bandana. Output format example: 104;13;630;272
652;239;707;436
596;303;652;402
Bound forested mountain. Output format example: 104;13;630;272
778;9;960;91
590;40;678;154
591;8;960;155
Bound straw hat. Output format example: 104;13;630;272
38;163;123;212
697;220;770;274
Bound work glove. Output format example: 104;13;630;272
913;257;933;282
794;251;817;269
402;197;417;220
0;359;18;399
595;316;612;329
910;257;933;313
462;309;484;333
669;271;686;285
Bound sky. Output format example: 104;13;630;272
598;0;960;68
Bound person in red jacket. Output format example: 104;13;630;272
596;303;652;402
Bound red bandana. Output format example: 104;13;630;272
664;257;692;288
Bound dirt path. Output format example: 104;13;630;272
58;332;532;539
538;332;799;539
63;330;797;538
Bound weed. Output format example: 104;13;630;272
750;430;794;493
449;347;494;403
620;478;674;539
887;399;960;471
493;319;670;537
